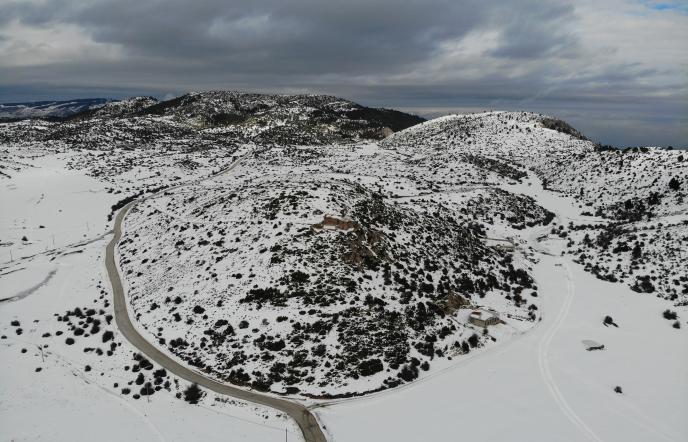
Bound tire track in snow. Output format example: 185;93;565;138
0;268;57;302
537;259;604;442
1;335;167;442
54;351;168;442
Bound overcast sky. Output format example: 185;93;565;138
0;0;686;146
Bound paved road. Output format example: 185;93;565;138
105;157;327;442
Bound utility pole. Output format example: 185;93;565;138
285;428;287;442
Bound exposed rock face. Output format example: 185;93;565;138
312;214;357;231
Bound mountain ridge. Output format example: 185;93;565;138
0;98;113;120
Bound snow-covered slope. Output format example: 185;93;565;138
383;111;688;303
118;149;542;397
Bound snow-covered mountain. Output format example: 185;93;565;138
0;91;424;149
1;93;686;441
0;98;113;120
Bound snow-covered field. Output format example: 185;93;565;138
1;152;301;442
0;152;118;263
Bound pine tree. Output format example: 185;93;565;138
632;242;642;260
183;383;203;404
669;177;681;191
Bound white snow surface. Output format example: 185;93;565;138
1;151;300;442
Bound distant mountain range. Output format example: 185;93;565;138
0;91;426;146
0;98;114;120
0;94;426;137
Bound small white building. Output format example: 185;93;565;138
468;309;500;327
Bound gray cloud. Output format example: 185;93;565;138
0;0;686;146
0;0;579;74
489;2;580;59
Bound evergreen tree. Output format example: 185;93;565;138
183;383;203;404
669;177;681;190
632;242;642;260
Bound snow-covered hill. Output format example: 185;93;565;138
0;92;425;150
383;111;688;303
1;95;686;441
119;146;543;397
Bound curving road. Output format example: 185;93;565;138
105;160;327;442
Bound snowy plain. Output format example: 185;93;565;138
0;152;302;442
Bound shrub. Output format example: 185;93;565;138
397;363;418;382
358;358;384;376
290;270;310;284
264;340;286;351
140;382;154;396
668;177;681;191
614;386;623;394
102;330;114;343
631;242;642;260
663;309;678;320
468;333;479;348
673;321;681;329
603;315;618;327
183;383;204;404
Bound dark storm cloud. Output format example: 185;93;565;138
489;2;580;59
0;0;576;74
0;0;686;146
